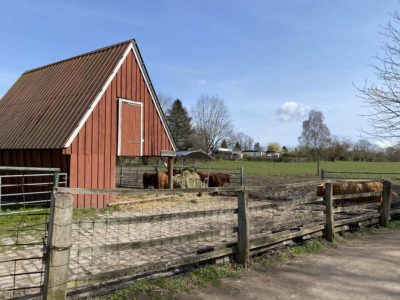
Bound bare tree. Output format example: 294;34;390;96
358;11;400;140
352;139;379;161
157;92;174;115
230;132;254;150
298;110;330;174
191;95;233;152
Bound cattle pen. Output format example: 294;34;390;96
0;178;399;299
117;164;244;188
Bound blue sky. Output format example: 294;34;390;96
0;0;398;148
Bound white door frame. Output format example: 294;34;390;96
118;98;144;156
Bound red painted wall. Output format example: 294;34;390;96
65;50;173;208
0;149;67;200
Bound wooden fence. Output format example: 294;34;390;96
2;180;398;299
34;180;398;299
321;169;400;183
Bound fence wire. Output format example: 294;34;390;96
67;191;238;294
5;178;398;299
0;172;66;299
66;180;399;297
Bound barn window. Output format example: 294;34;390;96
118;99;143;156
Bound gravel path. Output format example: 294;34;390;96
181;230;400;300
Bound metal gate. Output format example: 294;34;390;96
0;167;66;299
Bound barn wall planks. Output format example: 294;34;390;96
0;149;67;198
66;50;173;208
0;149;67;171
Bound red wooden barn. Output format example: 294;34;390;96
0;40;176;207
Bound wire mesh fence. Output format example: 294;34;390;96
61;181;398;297
63;182;327;296
247;182;325;253
2;177;399;299
0;171;65;299
0;209;49;299
67;190;239;295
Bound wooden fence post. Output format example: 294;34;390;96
237;191;249;268
380;180;392;227
320;169;325;180
0;177;2;210
53;171;60;189
324;182;334;242
168;157;174;190
240;166;244;188
116;164;121;187
43;191;73;300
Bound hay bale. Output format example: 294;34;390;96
173;170;207;188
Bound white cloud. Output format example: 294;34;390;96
276;101;311;122
375;140;395;149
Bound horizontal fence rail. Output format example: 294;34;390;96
321;169;400;183
0;173;67;208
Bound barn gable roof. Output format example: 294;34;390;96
0;40;176;150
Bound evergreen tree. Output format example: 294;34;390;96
234;142;241;150
220;139;228;148
166;99;194;150
254;142;262;151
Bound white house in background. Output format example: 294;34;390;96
214;147;233;158
214;148;243;159
266;151;281;158
242;150;265;158
232;150;243;159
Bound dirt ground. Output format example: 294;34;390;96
180;230;400;300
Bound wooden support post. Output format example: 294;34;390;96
116;164;121;187
324;182;334;242
380;180;392;227
237;191;249;268
320;169;325;180
43;191;73;300
53;171;60;189
240;166;244;188
168;157;174;190
0;177;2;211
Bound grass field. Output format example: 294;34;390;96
196;161;400;177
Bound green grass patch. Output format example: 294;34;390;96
387;220;400;230
99;264;241;300
338;220;400;240
251;239;328;269
73;206;120;221
0;205;120;243
0;207;50;244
